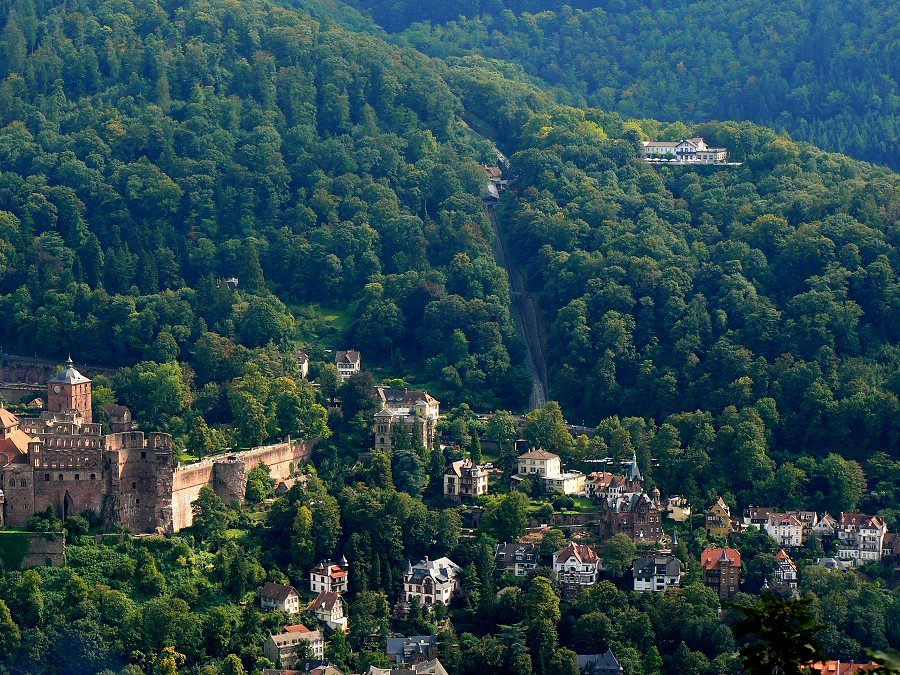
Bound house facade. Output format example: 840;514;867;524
308;591;348;633
641;137;729;164
495;542;540;577
706;497;733;537
335;350;361;380
373;389;440;453
402;557;461;607
701;547;742;600
633;555;682;592
597;490;664;544
517;449;561;479
554;542;600;595
765;513;804;548
443;458;489;502
773;549;798;595
544;470;586;496
260;582;302;614
263;624;325;667
837;513;887;566
516;448;585;495
310;559;349;594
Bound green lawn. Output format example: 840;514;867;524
291;302;352;343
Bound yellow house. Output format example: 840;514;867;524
706;497;733;537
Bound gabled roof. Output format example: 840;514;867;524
709;497;731;515
840;513;885;530
700;547;741;570
775;549;797;571
261;582;300;602
555;542;599;565
0;428;32;465
308;591;342;612
0;408;20;429
518;448;560;461
376;387;438;407
578;649;623;674
49;358;91;385
633;555;682;577
336;350;360;365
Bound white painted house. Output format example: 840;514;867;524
260;582;302;614
633;555;682;592
765;513;804;548
335;350;361;380
642;137;728;164
837;513;887;566
308;591;348;633
403;556;461;607
554;542;600;592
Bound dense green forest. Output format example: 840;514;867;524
1;455;898;674
0;0;531;416
439;59;899;520
347;0;899;168
0;0;899;673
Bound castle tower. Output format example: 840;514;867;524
47;357;92;422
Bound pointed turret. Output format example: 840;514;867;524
629;451;642;483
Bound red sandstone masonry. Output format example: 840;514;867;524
170;440;313;531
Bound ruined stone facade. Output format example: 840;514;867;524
1;361;313;534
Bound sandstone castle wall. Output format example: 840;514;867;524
170;440;313;532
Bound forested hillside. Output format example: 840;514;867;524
349;0;899;168
445;60;899;516
0;0;530;413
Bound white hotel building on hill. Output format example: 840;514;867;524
642;137;728;164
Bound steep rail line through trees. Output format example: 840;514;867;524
464;119;549;410
487;203;549;411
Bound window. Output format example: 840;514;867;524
20;479;26;487
132;482;137;489
90;474;96;480
58;474;63;481
141;451;147;459
45;474;50;481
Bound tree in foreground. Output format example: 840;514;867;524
192;486;230;544
727;593;825;675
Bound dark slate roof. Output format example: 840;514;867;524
495;542;540;567
385;635;436;661
633;556;682;578
261;582;300;602
49;358;91;385
578;649;624;675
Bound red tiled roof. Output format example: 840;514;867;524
555;542;599;565
700;548;741;570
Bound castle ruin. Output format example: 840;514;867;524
0;360;312;533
